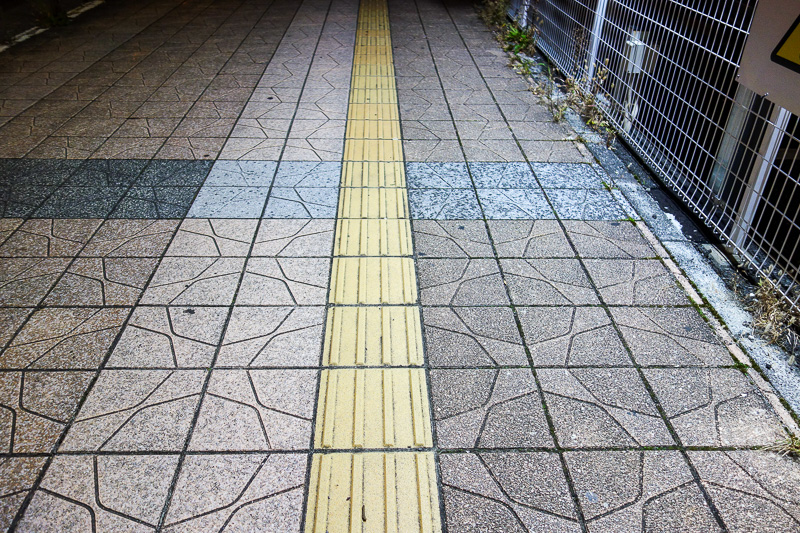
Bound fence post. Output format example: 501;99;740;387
586;0;610;81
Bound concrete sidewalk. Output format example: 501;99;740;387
0;0;798;531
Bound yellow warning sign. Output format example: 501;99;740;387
772;14;800;74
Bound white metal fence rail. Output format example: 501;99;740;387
519;0;800;310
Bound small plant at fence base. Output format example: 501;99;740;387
31;0;69;28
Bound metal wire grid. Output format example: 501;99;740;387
526;0;800;310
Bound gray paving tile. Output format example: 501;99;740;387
406;162;471;188
532;163;607;189
163;454;306;532
565;451;720;532
431;368;552;448
189;369;316;451
0;370;94;453
412;220;492;258
409;189;482;219
540;368;673;447
44;257;159;306
107;306;228;368
643;368;786;446
61;369;205;451
236;257;329;305
35;186;127;218
462;140;525;162
217;306;324;367
113;186;199;219
441;452;580;533
187;186;269;218
1;307;129;370
418;258;509;306
563;220;655;258
0;186;57;218
0;257;71;306
263;187;338;218
689;451;800;533
546;189;631;220
65;159;148;186
423;307;528;367
251;219;335;257
273;161;341;187
519;140;593;163
501;258;600;305
611;307;732;366
0;159;81;186
80;219;179;257
0;457;47;532
488;220;574;258
167;219;258;256
518;306;630;366
0;308;31;348
142;257;245;306
204;160;277;186
0;219;101;257
18;454;179;531
469;162;537;188
477;188;554;219
583;259;689;306
136;159;212;186
403;140;465;162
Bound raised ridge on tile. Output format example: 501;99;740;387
337;187;409;219
330;257;417;304
341;162;405;188
334;218;412;256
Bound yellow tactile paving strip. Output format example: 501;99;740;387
304;0;442;530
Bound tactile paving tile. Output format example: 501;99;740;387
334;219;412;256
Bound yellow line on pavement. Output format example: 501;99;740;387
304;0;442;530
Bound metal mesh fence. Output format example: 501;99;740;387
521;0;800;310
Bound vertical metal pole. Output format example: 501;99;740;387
587;0;609;81
732;105;790;249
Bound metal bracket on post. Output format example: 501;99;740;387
587;0;610;81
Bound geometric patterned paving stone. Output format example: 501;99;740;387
34;186;128;218
186;186;270;219
189;369;316;451
408;189;482;219
65;159;149;187
430;368;552;448
412;220;493;258
17;454;180;532
79;219;179;257
563;220;655;259
204;160;277;186
0;257;71;306
136;160;213;187
476;189;554;220
500;258;600;305
418;258;509;306
488;220;574;258
564;450;721;532
60;369;206;452
0;219;102;257
440;452;580;532
517;307;630;366
538;368;673;448
531;163;607;189
583;259;689;306
0;371;94;453
251;219;335;257
166;219;259;256
141;257;245;306
216;306;324;367
423;307;528;367
273;161;341;187
262;187;339;218
43;257;159;306
642;368;786;447
0;456;47;532
545;189;630;221
0;218;22;246
236;258;329;305
406;162;471;188
162;454;307;532
112;186;200;219
611;307;732;366
107;307;229;368
1;307;129;369
468;162;538;188
0;308;32;348
688;450;800;533
0;186;57;218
